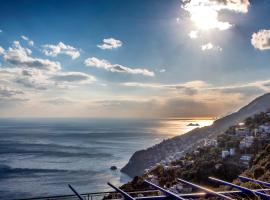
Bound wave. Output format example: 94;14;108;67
0;142;113;158
0;164;99;178
0;164;70;178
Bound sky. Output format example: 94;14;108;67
0;0;270;118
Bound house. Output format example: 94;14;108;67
239;136;254;149
235;123;250;136
258;124;270;134
222;150;230;159
240;154;252;166
229;148;236;156
204;139;218;147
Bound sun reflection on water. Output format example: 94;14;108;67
155;118;214;137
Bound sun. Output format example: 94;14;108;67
188;5;231;31
182;0;232;31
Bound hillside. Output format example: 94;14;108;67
121;93;270;177
120;110;270;197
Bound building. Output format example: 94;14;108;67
258;124;270;134
235;123;250;136
222;150;230;159
240;154;252;166
229;148;236;156
204;139;218;147
239;136;254;149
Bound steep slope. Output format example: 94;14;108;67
121;93;270;177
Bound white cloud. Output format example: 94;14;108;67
43;97;74;105
42;42;80;59
0;29;2;33
0;67;52;90
4;41;61;72
201;43;214;50
0;86;23;98
0;46;4;55
251;30;270;50
188;30;198;39
51;72;96;84
84;57;155;77
201;43;222;51
160;69;166;73
21;35;34;46
122;79;270;98
182;0;250;31
16;68;52;90
97;38;122;49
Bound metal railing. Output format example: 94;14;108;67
13;189;160;200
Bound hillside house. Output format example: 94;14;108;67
204;138;218;147
239;136;254;149
258;124;270;134
240;154;252;166
222;150;230;159
235;125;250;136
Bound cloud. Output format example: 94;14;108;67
122;79;270;99
182;0;250;31
0;46;4;55
50;72;96;83
3;41;61;72
251;30;270;50
15;69;51;90
43;97;74;105
123;80;208;96
188;30;198;39
0;67;52;90
21;35;34;46
90;96;239;118
201;43;222;51
159;69;166;73
0;86;23;98
42;42;80;59
97;38;122;49
84;57;155;77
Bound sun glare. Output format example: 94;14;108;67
188;5;231;31
182;0;234;31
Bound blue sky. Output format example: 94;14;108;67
0;0;270;118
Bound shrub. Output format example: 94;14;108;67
253;167;265;179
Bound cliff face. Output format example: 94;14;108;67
121;93;270;177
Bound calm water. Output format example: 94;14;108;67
0;118;213;199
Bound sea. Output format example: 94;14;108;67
0;118;213;199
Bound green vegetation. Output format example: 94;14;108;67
121;110;270;196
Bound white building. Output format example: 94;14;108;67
239;136;254;149
222;150;230;159
229;148;236;156
258;124;270;134
240;154;252;166
204;139;218;147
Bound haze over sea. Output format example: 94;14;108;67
0;118;212;199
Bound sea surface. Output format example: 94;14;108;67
0;118;213;199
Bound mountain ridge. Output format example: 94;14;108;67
121;93;270;177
